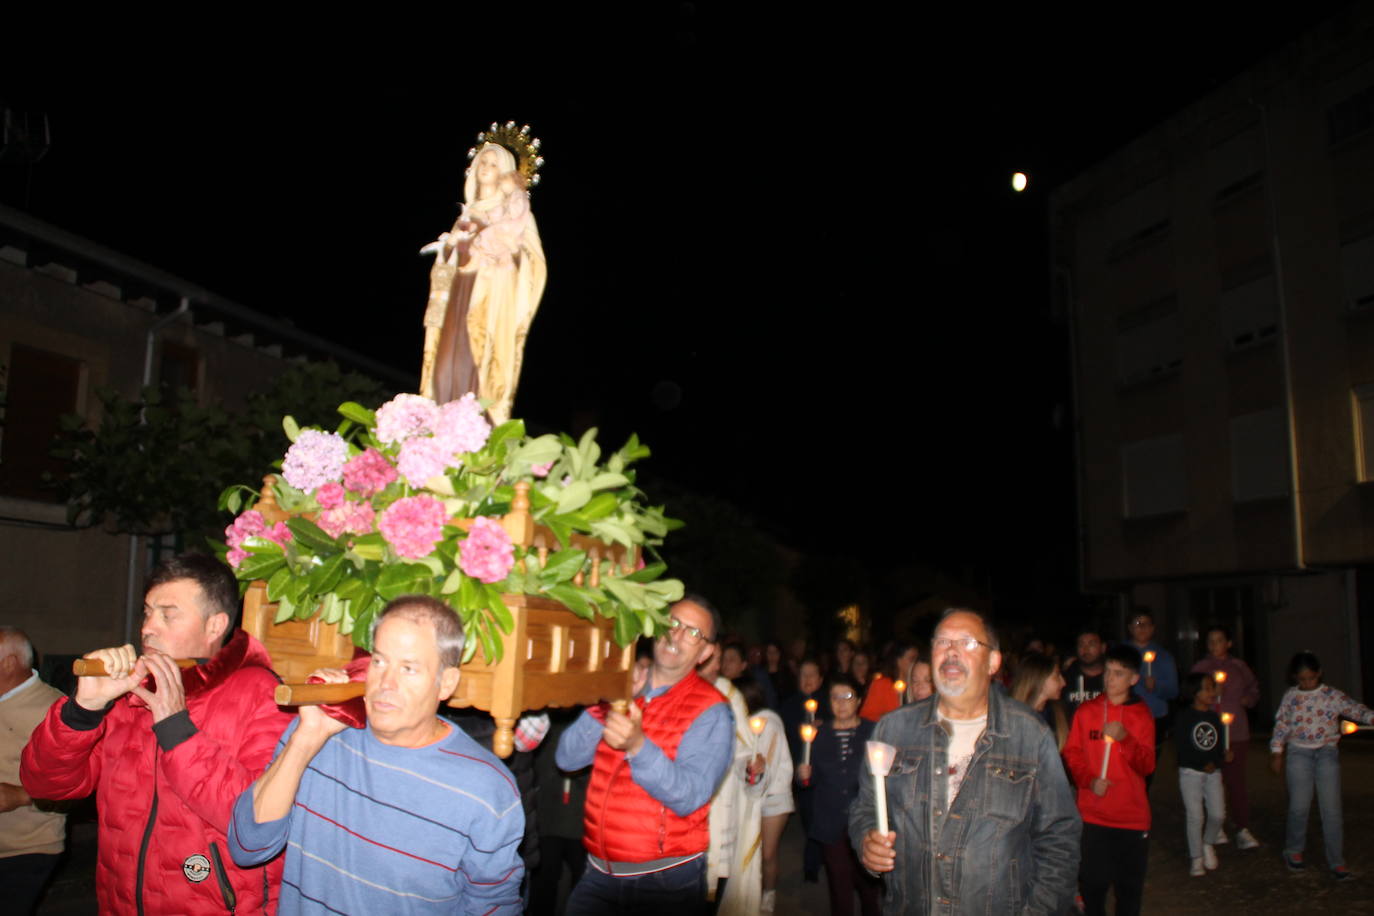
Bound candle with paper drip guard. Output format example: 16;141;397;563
866;741;897;836
1143;651;1156;678
1220;712;1234;752
1099;734;1115;780
799;723;817;784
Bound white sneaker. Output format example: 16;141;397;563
1214;829;1229;845
761;889;776;913
1203;845;1219;870
1191;858;1206;876
1237;828;1261;850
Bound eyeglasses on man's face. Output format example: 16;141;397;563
932;634;994;653
668;616;711;644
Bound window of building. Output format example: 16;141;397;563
1342;234;1374;312
1107;178;1170;252
1329;83;1374;147
1353;384;1374;482
159;341;200;399
1230;407;1289;501
1209;125;1263;201
1220;275;1279;350
1122;433;1187;518
0;344;83;502
1116;297;1182;385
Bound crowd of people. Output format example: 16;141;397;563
1;556;1373;914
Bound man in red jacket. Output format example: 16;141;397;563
1064;643;1155;916
21;554;292;915
556;595;734;915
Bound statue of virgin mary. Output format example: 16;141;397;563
421;138;547;423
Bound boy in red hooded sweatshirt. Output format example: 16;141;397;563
1064;644;1154;916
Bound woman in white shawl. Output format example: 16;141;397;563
721;677;794;915
421;142;547;422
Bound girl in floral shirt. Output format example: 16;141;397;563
1269;651;1374;880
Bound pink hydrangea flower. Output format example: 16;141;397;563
374;394;439;445
531;460;554;478
318;499;377;539
433;394;491;455
225;509;267;548
224;510;293;568
379;495;448;559
315;481;346;510
342;448;397;496
397;436;453;488
459;516;515;584
281;430;349;492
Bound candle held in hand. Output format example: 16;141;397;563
1143;650;1155;678
1220;712;1233;752
800;723;817;783
1099;734;1114;781
866;741;898;836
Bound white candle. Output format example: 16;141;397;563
1143;651;1155;678
1221;712;1233;752
800;723;816;768
867;741;897;836
1078;675;1084;698
1100;735;1114;780
804;698;818;723
749;715;765;755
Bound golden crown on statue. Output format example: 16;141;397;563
468;121;545;188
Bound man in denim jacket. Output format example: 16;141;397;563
851;609;1080;913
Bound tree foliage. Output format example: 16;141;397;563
51;361;389;545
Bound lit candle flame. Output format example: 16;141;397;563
893;680;906;694
1343;720;1358;735
1143;651;1156;663
800;723;817;743
1214;671;1227;684
1220;712;1234;725
804;699;818;714
749;716;765;736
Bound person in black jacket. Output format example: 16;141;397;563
795;674;879;916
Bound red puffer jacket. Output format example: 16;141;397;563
21;631;293;915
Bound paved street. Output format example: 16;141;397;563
34;735;1374;914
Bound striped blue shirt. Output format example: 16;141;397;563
230;718;524;914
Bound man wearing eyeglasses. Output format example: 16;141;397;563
557;596;735;915
851;608;1080;913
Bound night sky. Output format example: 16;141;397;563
1;5;1350;620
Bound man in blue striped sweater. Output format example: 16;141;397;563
229;596;524;914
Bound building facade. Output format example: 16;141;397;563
1052;7;1374;723
0;203;410;663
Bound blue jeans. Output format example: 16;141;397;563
1178;768;1225;860
1284;744;1344;869
564;855;706;916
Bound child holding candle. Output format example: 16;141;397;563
1175;673;1229;876
1064;645;1154;916
1270;651;1374;880
1190;625;1261;850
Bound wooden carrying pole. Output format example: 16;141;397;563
274;682;365;706
72;658;198;676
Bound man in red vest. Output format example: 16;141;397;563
556;595;735;915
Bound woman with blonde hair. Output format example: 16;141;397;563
1011;652;1069;751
